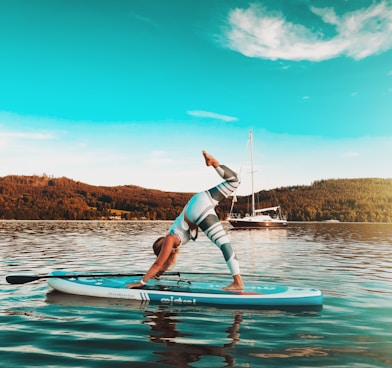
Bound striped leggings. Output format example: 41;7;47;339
186;165;241;275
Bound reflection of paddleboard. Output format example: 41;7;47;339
47;271;323;309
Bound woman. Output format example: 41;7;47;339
127;150;244;291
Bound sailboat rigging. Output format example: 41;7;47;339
228;130;287;229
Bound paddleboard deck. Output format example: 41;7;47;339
47;271;323;309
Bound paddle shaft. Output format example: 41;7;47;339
6;271;263;285
6;272;180;285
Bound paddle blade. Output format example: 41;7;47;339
6;275;41;284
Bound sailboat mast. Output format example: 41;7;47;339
249;130;255;217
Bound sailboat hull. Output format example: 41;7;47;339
229;219;288;229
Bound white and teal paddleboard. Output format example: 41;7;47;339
47;271;323;309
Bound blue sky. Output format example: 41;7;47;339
0;0;391;194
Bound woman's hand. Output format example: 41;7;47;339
126;234;180;289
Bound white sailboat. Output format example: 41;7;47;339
228;130;287;229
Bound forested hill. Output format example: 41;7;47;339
0;175;391;222
243;178;392;222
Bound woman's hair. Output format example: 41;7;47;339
152;236;165;256
152;236;178;274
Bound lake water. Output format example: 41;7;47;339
1;221;391;367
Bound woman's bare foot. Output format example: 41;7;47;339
222;282;244;291
202;150;219;168
222;274;244;291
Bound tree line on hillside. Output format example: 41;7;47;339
231;178;392;222
0;175;391;222
0;175;192;221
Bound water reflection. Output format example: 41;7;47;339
45;289;150;310
143;308;241;367
46;291;242;367
229;227;288;241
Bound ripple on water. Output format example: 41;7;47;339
1;221;392;367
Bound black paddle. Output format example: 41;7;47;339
6;271;262;285
6;272;181;285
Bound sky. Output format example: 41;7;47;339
0;0;391;195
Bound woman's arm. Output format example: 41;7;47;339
127;234;179;288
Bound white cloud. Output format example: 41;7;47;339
1;131;54;140
0;128;55;152
187;110;238;122
343;151;360;158
225;1;392;61
0;111;59;142
144;150;174;166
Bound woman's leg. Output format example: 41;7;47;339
207;165;240;203
202;160;241;277
197;210;241;277
203;150;240;203
186;151;243;289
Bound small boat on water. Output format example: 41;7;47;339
228;131;287;229
229;206;287;229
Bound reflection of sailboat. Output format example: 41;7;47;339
228;130;287;229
